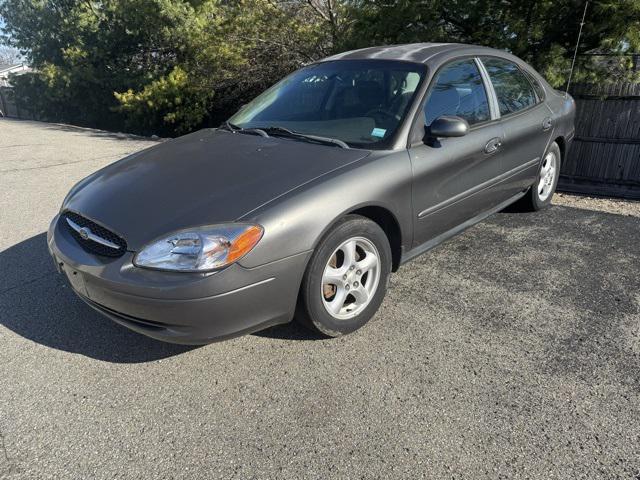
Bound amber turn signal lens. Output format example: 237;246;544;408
227;225;264;263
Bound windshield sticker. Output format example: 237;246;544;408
371;128;386;138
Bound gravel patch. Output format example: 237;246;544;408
554;191;640;218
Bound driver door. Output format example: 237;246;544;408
409;58;508;247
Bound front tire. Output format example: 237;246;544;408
296;215;392;337
520;141;561;211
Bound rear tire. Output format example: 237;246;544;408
296;215;392;337
519;141;561;211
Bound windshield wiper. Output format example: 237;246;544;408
262;126;349;149
221;122;348;148
220;120;240;132
220;121;269;138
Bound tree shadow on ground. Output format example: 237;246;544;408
42;121;163;142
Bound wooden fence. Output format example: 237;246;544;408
559;82;640;199
0;87;34;120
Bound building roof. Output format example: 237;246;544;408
0;63;30;76
0;64;31;87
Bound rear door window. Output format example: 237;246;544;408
481;57;537;116
423;59;491;126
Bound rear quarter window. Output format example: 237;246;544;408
481;57;537;116
522;69;546;102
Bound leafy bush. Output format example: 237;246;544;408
1;0;639;136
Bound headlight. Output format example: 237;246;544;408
133;224;263;272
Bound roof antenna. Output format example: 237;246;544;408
566;1;589;96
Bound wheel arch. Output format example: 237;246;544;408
311;204;405;268
302;203;406;274
347;205;403;272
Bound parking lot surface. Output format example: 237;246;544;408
1;118;639;479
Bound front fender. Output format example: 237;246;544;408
237;150;414;269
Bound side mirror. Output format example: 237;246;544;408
428;115;469;138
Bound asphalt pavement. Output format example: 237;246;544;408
1;118;639;479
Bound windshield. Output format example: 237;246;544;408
229;60;426;148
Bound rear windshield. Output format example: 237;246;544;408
229;60;426;149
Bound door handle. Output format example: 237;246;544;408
542;117;553;131
484;137;502;154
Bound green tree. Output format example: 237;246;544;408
0;0;330;134
1;0;207;131
2;0;639;135
340;0;640;87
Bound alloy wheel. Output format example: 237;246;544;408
538;151;557;201
321;237;381;320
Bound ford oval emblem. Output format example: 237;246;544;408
79;227;91;240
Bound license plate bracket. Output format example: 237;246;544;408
65;267;89;297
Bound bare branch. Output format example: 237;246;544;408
306;0;331;22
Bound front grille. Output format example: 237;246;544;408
61;211;127;257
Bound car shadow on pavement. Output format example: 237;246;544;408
253;321;323;341
0;233;195;363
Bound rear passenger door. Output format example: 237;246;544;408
409;58;506;247
480;57;554;197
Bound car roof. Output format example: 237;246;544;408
320;43;517;66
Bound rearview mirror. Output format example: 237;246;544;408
428;116;469;138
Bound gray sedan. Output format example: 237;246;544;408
48;43;576;344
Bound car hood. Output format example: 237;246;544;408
63;129;370;251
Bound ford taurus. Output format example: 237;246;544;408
48;43;576;344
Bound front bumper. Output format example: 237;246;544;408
47;215;311;344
